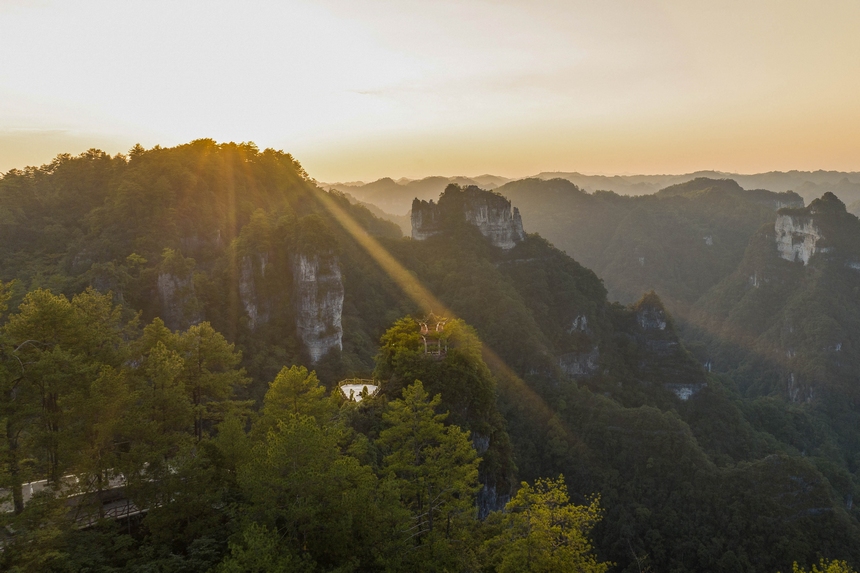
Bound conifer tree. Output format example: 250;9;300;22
377;380;481;570
486;476;608;573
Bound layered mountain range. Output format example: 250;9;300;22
327;169;860;219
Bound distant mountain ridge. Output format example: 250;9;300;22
533;170;860;205
324;175;512;216
327;169;860;219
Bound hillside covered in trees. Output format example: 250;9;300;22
2;141;860;572
494;177;803;309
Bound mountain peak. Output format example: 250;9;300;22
656;177;744;197
412;184;525;249
808;191;846;214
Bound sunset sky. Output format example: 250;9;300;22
2;0;859;181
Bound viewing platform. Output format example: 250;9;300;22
338;378;379;402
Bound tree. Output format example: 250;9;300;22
485;476;609;573
377;380;481;570
374;318;496;431
177;322;249;441
217;523;315;573
235;414;400;571
0;279;31;515
3;288;129;484
0;287;134;570
258;365;336;431
790;559;858;573
62;366;135;523
129;318;193;455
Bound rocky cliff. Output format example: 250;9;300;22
156;249;203;331
239;254;270;330
291;251;345;363
688;192;860;404
157;272;203;331
775;214;822;265
412;184;526;249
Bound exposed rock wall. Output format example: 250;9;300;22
412;185;526;249
775;214;822;265
291;251;344;363
461;190;526;249
157;272;202;331
239;254;269;330
637;305;667;331
477;482;510;520
558;346;600;378
411;203;443;241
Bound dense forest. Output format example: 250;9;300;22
494;177;803;309
2;140;860;572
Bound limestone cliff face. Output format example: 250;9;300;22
558;346;600;379
239;254;270;330
411;203;443;241
291;251;344;363
637;304;668;332
157;272;202;331
412;185;526;249
461;193;526;249
775;214;822;265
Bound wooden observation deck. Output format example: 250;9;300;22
419;313;448;358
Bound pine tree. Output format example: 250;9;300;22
486;476;609;573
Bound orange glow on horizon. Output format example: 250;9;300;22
1;1;859;180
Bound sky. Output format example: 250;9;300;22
1;0;860;181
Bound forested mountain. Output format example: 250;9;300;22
684;193;860;516
1;141;859;572
496;177;802;308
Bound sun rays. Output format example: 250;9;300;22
310;185;567;431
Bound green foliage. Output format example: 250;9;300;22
217;523;315;573
376;381;481;570
4;144;860;573
497;177;801;308
485;476;609;573
375;317;493;430
258;365;336;430
236;414;399;571
374;317;515;513
791;559;859;573
0;287;253;572
177;322;250;441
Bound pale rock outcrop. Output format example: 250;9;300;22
666;383;702;401
558;346;600;378
568;315;589;334
637;305;667;331
472;434;490;455
775;214;822;265
462;200;525;249
411;205;442;242
157;272;202;331
291;252;344;363
477;483;510;520
239;254;269;330
412;185;526;249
